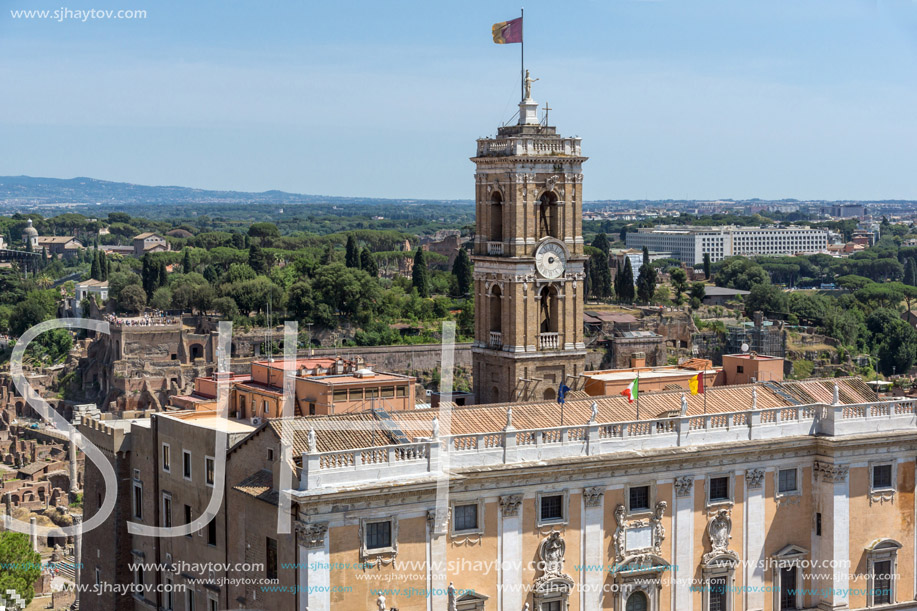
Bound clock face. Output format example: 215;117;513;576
535;241;567;279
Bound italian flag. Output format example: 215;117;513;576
621;377;638;403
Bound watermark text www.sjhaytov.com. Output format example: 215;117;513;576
10;7;147;22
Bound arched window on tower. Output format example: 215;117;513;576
539;285;559;350
538;191;559;239
489;285;503;349
490;191;504;243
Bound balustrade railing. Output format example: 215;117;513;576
539;332;559;350
489;331;503;349
487;242;504;256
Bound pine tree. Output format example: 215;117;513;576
703;252;711;280
361;248;378;277
90;250;101;280
183;249;193;274
345;235;361;269
620;257;635;303
452;248;473;296
412;248;431;298
321;243;334;265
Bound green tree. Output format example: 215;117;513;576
591;233;610;256
183;249;193;274
10;290;58;336
360;248;378;277
141;254;156;296
0;531;41;605
288;280;315;320
248;222;280;242
619;257;635;303
745;283;787;317
905;258;917;287
589;252;613;300
248;243;271;275
636;246;657;304
150;286;173;311
90;250;101;280
714;257;769;290
451;249;473;296
703;252;711;280
212;296;239;319
670;268;688;305
345;235;361;269
412;248;431;298
118;284;147;313
689;282;706;309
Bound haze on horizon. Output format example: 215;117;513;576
1;0;916;202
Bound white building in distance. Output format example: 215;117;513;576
626;225;829;265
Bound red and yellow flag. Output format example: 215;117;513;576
689;372;705;395
492;17;522;44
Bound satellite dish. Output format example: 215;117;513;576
741;343;750;353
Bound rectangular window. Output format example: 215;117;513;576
736;365;744;373
95;567;101;587
778;469;798;494
207;518;217;546
165;577;173;610
816;513;822;537
162;494;172;528
396;386;407;398
186;590;195;611
873;464;893;490
266;537;278;579
874;559;892;604
453;504;478;532
183;450;192;480
184;505;192;538
709;476;730;503
628;485;650;512
208;599;218;611
381;386;395;398
162;443;170;473
709;576;727;611
543;602;562;611
365;521;392;550
540;495;564;522
333;389;348;402
132;482;143;520
205;456;215;487
267;448;274;461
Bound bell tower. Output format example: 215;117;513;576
471;78;587;404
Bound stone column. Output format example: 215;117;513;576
69;433;79;500
745;469;766;611
813;461;850;610
499;494;523;611
674;476;695;611
29;516;37;552
72;514;82;606
583;487;605;610
296;522;329;611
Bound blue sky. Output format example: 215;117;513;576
1;0;916;200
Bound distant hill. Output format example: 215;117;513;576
0;175;449;206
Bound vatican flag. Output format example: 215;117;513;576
689;372;705;395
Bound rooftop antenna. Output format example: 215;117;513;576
542;101;551;126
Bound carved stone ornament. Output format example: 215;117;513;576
500;494;522;517
583;486;603;507
427;508;449;536
612;502;667;563
702;509;738;565
674;476;694;497
814;461;849;483
534;531;574;592
869;489;895;506
746;468;765;490
295;521;328;548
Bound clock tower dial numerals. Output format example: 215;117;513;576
535;242;567;279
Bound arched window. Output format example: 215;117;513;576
491;386;500;403
490;191;504;242
539;285;559;333
489;285;502;334
538;192;559;239
542;387;556;401
626;592;648;611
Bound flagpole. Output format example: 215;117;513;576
636;368;640;420
703;372;707;414
520;7;524;101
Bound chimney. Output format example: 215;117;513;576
630;352;646;369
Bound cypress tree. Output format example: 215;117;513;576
905;258;917;287
141;254;155;296
345;235;361;269
158;260;167;289
90;250;101;280
452;248;473;296
621;257;635;303
591;233;610;256
636;248;657;304
183;249;193;274
703;252;712;280
361;248;378;277
412;248;431;298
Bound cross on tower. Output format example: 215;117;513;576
542;102;552;126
